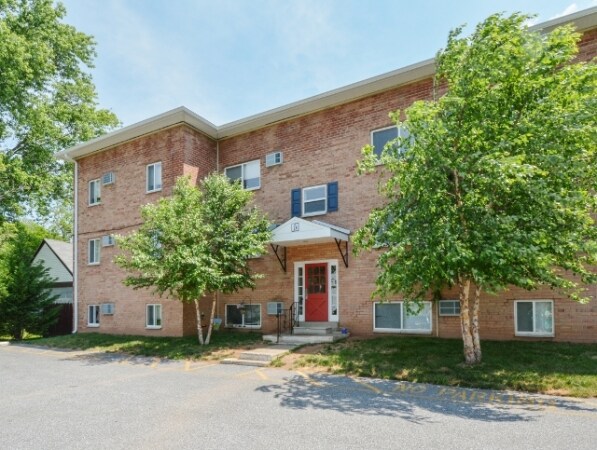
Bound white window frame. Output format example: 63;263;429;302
225;303;262;329
302;184;327;217
294;259;339;323
224;160;261;191
439;299;461;316
88;304;100;327
88;179;101;206
514;300;554;337
146;162;162;193
371;125;409;161
146;304;162;329
373;301;432;334
88;238;100;265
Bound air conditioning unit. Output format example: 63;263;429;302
265;151;283;167
102;172;115;185
101;303;115;315
267;301;284;315
102;235;115;247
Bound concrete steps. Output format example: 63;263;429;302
263;321;349;345
221;346;293;367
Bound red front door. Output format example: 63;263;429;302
305;263;328;321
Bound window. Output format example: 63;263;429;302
224;160;260;190
515;300;554;337
88;305;100;327
371;126;410;158
146;162;162;193
225;303;261;328
302;185;327;216
291;182;338;217
146;304;162;328
439;300;460;316
88;239;100;265
89;179;101;205
374;301;432;333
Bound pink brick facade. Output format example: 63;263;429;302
70;16;597;343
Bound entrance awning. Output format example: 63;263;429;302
269;217;350;271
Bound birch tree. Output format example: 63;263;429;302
354;13;597;364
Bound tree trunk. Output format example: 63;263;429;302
471;284;482;363
194;299;205;345
204;292;217;345
458;277;476;365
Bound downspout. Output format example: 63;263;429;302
72;160;78;333
215;140;220;320
435;300;439;337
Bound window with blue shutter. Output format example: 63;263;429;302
327;181;338;212
291;188;301;217
292;182;339;217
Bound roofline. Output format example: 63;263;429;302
31;239;74;276
57;6;597;160
56;107;218;161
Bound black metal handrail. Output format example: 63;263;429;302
288;302;296;335
275;303;299;343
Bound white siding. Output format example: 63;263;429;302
32;244;73;283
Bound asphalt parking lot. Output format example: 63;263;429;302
1;343;596;449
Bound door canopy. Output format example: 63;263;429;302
270;217;350;247
270;217;350;271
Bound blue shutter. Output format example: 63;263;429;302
327;181;338;212
291;188;301;217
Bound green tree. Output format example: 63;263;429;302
115;175;271;345
0;0;119;224
0;222;60;339
354;13;597;365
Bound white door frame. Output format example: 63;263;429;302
294;259;339;323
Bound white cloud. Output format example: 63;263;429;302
550;3;580;19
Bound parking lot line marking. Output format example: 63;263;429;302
234;368;263;378
255;368;269;380
185;362;218;372
353;378;383;394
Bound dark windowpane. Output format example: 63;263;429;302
373;127;398;157
147;165;155;191
304;199;326;214
375;303;401;329
244;177;260;189
516;302;534;332
225;166;242;182
226;305;242;325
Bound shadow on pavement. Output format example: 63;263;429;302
256;373;597;422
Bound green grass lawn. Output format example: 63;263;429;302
21;331;263;360
291;336;597;398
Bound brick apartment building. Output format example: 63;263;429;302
58;8;597;343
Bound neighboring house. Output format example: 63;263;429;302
57;8;597;343
31;239;74;335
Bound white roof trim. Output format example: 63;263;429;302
56;106;218;161
56;7;597;161
271;217;350;247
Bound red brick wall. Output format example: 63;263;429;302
74;26;597;342
76;125;216;336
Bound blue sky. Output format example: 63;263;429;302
61;0;597;127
